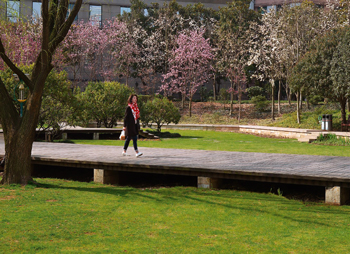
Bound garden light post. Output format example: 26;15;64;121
13;74;29;118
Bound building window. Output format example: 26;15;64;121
67;3;78;21
90;5;101;26
7;0;20;22
261;5;276;14
290;3;301;7
267;5;276;12
32;2;42;19
249;0;254;10
121;7;131;15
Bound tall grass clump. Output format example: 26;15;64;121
313;133;350;146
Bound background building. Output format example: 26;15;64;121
2;0;333;23
1;0;229;22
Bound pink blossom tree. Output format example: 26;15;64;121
161;29;213;116
0;18;67;73
0;19;41;70
62;18;138;85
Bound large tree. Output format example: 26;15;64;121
217;0;259;117
247;9;282;120
288;27;350;124
0;0;82;185
161;29;213;116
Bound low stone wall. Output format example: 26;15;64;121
161;124;308;139
161;124;239;132
238;127;306;139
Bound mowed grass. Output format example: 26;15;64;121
1;178;350;253
70;129;350;157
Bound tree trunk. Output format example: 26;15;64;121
1;84;44;185
189;87;193;117
271;86;275;120
182;94;185;109
217;79;221;99
278;81;281;114
296;91;300;124
341;98;347;124
230;80;234;116
2;134;34;184
212;74;216;101
238;83;241;123
288;88;292;106
348;98;350;112
271;79;275;120
299;92;303;110
284;81;291;106
189;96;192;117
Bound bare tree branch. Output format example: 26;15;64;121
52;0;69;40
48;0;59;40
49;0;82;53
0;39;33;91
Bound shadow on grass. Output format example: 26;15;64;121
146;130;203;139
176;136;204;139
36;182;164;202
32;180;350;228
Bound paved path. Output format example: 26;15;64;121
1;137;350;187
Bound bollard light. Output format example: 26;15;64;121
18;84;25;102
13;73;29;117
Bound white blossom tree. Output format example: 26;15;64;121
217;0;258;118
247;1;341;122
247;9;283;120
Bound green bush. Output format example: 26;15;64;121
246;86;265;99
199;86;213;102
0;65;76;141
308;95;323;105
77;82;134;128
314;133;350;146
141;97;181;132
251;95;269;112
219;89;230;102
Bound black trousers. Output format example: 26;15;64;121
123;136;138;151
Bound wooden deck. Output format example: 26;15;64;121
1;134;350;204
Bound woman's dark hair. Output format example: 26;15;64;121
127;94;138;104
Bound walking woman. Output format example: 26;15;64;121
122;94;143;157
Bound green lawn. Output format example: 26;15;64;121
69;129;350;157
1;178;350;253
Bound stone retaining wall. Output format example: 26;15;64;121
238;127;305;139
160;124;308;139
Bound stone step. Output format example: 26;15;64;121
298;136;318;143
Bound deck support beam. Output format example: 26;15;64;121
93;133;100;140
62;133;68;140
197;176;222;189
94;169;120;185
325;186;350;205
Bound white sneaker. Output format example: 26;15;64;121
122;151;128;156
136;152;143;157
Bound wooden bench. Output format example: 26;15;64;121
341;115;350;131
